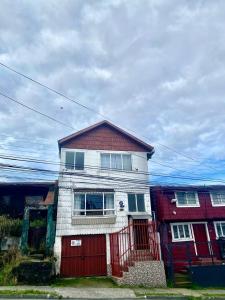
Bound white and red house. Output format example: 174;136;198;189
54;120;164;284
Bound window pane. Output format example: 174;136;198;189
74;194;85;215
184;225;190;238
173;225;179;239
178;225;184;238
176;192;186;205
111;154;122;169
187;192;197;205
128;194;136;212
137;194;145;212
104;194;114;215
221;223;225;236
101;154;110;169
65;152;74;169
123;154;132;171
86;194;103;210
75;152;84;170
217;224;222;237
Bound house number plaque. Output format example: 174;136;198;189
71;240;82;246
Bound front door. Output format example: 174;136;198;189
192;224;210;257
133;219;149;250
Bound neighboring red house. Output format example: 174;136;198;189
151;186;225;271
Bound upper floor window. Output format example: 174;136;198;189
100;153;132;171
211;192;225;206
65;151;84;170
171;223;193;241
175;191;199;207
128;194;145;212
214;222;225;238
73;192;115;216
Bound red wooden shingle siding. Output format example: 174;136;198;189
60;125;149;152
61;235;107;277
152;189;225;221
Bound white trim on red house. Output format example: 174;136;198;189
175;191;200;208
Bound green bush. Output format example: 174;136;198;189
0;216;22;238
30;219;46;228
11;260;55;284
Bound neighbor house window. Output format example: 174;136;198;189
175;191;199;207
128;194;145;212
211;192;225;206
100;153;132;171
73;192;115;216
65;151;84;170
214;222;225;238
171;223;193;241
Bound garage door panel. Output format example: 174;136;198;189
61;234;107;277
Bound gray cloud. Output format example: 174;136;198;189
0;0;225;184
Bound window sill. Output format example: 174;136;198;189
172;238;194;243
71;215;116;225
212;204;225;207
176;204;200;208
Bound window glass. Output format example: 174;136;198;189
86;194;103;210
128;194;136;212
111;154;122;169
104;194;114;215
176;192;186;205
211;192;225;205
137;194;145;212
101;154;110;169
123;154;132;171
172;224;192;240
74;194;85;215
65;152;74;169
75;152;84;170
176;191;197;206
173;226;179;239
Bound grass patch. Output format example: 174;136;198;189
0;289;59;297
52;276;117;288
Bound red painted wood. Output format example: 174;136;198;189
192;224;209;257
61;234;107;277
61;125;150;152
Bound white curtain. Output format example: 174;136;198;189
74;194;85;215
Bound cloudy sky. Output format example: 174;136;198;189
0;0;225;185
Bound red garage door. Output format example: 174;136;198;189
61;234;107;277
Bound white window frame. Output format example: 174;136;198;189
171;223;194;242
210;192;225;207
100;153;132;171
64;150;85;171
73;192;115;217
175;191;200;207
214;221;225;238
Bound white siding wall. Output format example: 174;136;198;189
54;148;152;271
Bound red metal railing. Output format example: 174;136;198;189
110;221;160;277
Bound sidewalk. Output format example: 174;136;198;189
1;286;225;298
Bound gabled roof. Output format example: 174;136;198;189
58;120;154;153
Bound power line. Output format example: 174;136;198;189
0;91;75;130
0;61;216;167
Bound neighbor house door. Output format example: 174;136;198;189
192;224;210;257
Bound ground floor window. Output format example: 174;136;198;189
214;221;225;238
171;223;193;241
73;192;115;216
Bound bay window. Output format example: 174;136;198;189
73;192;115;216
